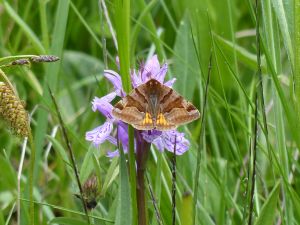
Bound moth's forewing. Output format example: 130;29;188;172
112;95;145;124
112;78;200;131
113;101;145;124
112;85;155;129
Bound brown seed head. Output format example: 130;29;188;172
82;175;100;210
30;55;59;63
0;82;30;137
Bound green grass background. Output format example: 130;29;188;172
0;0;299;224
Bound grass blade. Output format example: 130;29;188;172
115;150;132;225
254;182;280;225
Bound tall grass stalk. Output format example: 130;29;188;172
114;0;137;224
255;0;274;177
171;136;177;225
28;134;35;225
17;137;27;225
48;87;90;224
247;93;258;225
192;53;212;225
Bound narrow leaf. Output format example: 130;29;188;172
254;182;280;225
115;151;132;225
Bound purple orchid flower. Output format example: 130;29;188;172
85;92;129;155
86;54;190;156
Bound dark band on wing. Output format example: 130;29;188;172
135;87;147;103
163;96;184;113
161;88;173;104
126;95;145;112
186;102;197;112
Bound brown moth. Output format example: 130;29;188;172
112;79;200;131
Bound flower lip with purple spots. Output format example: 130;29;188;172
86;54;190;156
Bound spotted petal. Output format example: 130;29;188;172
85;121;113;146
142;130;162;143
161;130;190;155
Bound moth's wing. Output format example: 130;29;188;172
154;121;177;131
157;85;200;128
112;85;155;130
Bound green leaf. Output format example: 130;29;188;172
34;0;70;185
101;157;119;195
173;14;200;100
3;1;45;54
79;146;94;183
115;150;131;225
180;192;193;225
272;0;294;67
49;217;88;225
92;153;102;193
0;156;17;189
46;136;70;164
62;50;104;77
289;187;300;221
254;182;280;225
214;34;267;73
0;210;4;225
46;135;75;181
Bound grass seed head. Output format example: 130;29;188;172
0;82;30;137
83;175;100;210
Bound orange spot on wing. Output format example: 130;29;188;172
157;113;168;126
143;112;153;125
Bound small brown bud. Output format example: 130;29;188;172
82;175;100;210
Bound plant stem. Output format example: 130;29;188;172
172;136;177;225
247;93;258;225
17;137;28;225
136;131;151;225
28;133;35;225
48;87;90;224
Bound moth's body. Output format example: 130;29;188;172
112;79;200;131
